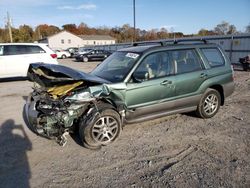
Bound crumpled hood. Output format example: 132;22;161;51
27;63;111;87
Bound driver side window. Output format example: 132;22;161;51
133;51;174;82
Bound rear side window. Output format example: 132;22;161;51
173;49;203;74
201;48;225;67
26;45;45;54
135;49;203;81
3;45;45;55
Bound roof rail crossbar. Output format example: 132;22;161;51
132;41;165;47
173;39;208;44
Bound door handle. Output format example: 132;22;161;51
161;80;172;85
200;73;208;78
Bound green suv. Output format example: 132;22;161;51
24;41;234;149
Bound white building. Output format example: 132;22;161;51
39;31;115;50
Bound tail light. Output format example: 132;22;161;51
50;54;57;59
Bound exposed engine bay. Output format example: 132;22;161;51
24;63;116;146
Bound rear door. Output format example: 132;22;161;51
25;45;46;64
172;48;207;108
1;45;29;77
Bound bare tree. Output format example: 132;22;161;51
246;23;250;33
214;21;237;35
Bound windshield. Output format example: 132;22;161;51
91;51;140;83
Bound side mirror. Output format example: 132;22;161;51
132;71;149;83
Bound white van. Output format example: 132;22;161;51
0;43;58;78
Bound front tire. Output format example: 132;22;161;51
62;55;66;59
196;89;221;119
83;57;88;62
79;103;122;149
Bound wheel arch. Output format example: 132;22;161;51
209;85;224;106
98;98;126;125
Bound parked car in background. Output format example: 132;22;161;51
66;47;79;58
0;43;58;79
239;55;250;71
75;49;111;62
76;47;93;55
24;41;234;149
55;49;71;59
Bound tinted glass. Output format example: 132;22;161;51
2;45;45;55
26;45;45;54
201;48;225;67
4;45;26;55
134;49;202;81
173;49;202;74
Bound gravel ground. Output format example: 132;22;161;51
0;59;249;188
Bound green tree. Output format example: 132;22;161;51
198;29;217;36
0;28;9;42
18;25;34;42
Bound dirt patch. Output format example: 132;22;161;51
0;70;249;187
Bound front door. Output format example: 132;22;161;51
125;51;176;119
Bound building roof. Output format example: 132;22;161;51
78;35;115;41
38;30;83;42
37;31;115;42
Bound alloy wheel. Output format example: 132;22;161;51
203;93;219;116
91;116;119;145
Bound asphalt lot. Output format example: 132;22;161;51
0;58;249;187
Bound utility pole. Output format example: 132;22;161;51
37;27;41;39
133;0;136;43
7;12;13;43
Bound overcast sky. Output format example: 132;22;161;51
0;0;249;34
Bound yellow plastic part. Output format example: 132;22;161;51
47;81;83;99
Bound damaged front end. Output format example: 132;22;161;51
24;63;110;146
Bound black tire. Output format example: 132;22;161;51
22;103;37;134
196;89;221;119
83;57;88;62
62;55;66;59
79;103;122;149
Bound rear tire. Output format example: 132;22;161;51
196;89;221;119
79;103;122;149
62;55;66;59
